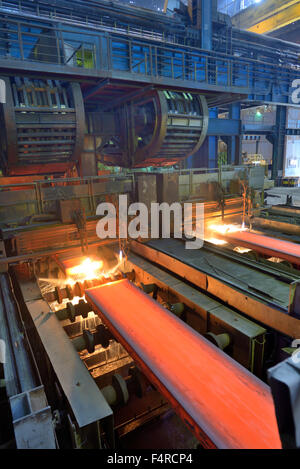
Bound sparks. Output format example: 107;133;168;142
208;223;247;235
67;258;104;281
206;238;228;246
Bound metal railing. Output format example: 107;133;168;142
0;174;134;223
0;0;182;47
0;15;298;96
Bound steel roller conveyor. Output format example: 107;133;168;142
86;279;282;449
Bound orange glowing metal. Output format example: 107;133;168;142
206;238;227;246
59;256;104;281
233;246;252;254
209;223;247;235
86;279;281;449
206;224;247;246
67;258;104;280
217;231;300;266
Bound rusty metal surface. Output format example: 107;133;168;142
130;239;300;339
19;278;113;429
86;279;281;449
0;78;85;175
11;220;99;255
122;252;267;375
219;231;300;267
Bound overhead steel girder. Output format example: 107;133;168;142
86;279;282;449
207;118;241;137
239;1;300;35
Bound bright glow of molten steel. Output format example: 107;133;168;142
234;246;252;254
205;224;247;246
66;258;104;281
61;253;123;286
209;223;247;235
206;238;227;246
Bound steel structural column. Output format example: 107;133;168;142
272;106;287;181
227;103;242;165
208;108;218;168
208;136;218;168
187;108;218;169
201;0;212;50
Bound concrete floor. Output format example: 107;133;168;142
266;187;300;206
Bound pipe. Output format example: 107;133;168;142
0;274;37;393
0;285;19;397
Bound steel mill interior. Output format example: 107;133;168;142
1;0;300;451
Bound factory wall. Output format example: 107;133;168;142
284;136;300;178
242;138;273;164
287;107;300;130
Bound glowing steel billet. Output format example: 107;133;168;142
218;231;300;266
56;256;87;275
86;279;281;449
57;256;104;280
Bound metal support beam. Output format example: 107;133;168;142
83;79;110;101
201;0;212;50
0;274;37;393
248;1;300;35
272;106;287;180
228;103;242;165
207;118;241;137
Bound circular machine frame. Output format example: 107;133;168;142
131;89;209;167
0;77;85;176
97;89;209;168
